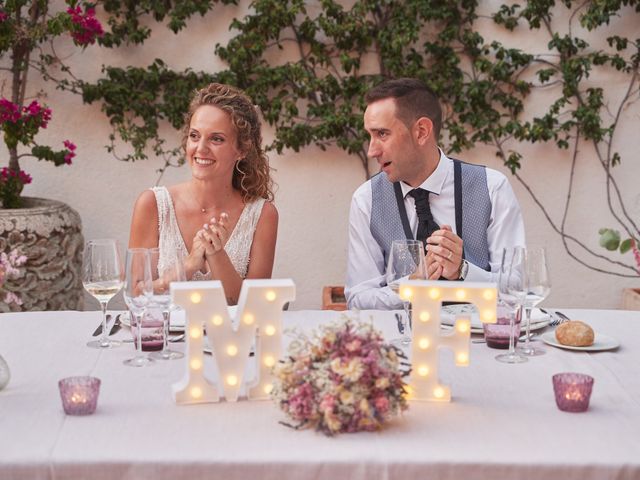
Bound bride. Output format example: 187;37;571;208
128;83;278;304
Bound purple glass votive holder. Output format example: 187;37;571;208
483;305;521;349
58;376;101;415
552;373;594;412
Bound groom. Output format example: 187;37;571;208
345;78;525;310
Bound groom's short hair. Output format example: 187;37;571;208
365;78;442;138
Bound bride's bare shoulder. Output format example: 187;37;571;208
166;183;191;204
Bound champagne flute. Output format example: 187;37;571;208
83;239;123;349
518;247;551;356
386;239;426;346
123;248;154;367
495;247;528;364
149;248;186;361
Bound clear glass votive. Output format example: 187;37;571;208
483;305;521;349
58;376;101;415
552;373;594;412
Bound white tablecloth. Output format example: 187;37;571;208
1;309;639;480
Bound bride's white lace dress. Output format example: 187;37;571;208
151;186;265;280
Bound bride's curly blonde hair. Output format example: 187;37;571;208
182;83;275;202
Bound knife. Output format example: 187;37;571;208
92;314;111;337
108;314;122;336
395;313;405;334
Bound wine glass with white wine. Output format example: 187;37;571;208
83;239;123;349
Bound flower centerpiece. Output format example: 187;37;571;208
272;319;409;436
0;2;103;208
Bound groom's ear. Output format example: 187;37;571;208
414;117;434;146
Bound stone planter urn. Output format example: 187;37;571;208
0;197;83;312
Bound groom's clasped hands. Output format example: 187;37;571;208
425;225;464;280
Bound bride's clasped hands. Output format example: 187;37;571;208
200;212;231;257
185;212;231;279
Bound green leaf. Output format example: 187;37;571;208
599;229;621;251
620;238;634;254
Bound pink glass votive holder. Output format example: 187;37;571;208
58;376;101;415
483;305;521;349
552;373;594;412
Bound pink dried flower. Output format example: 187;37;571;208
373;395;390;414
0;11;8;22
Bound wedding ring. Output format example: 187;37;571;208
447;250;453;260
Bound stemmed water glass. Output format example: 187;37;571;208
518;246;551;356
122;248;154;367
149;248;186;361
495;247;528;364
83;239;123;349
386;239;426;346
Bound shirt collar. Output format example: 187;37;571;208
400;149;451;198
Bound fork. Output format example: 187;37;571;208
540;308;568;327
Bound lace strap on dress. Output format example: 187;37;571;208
246;198;266;231
150;186;168;230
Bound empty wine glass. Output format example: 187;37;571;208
386;239;426;346
149;248;186;361
83;239;123;349
123;248;154;367
517;247;551;356
495;247;528;364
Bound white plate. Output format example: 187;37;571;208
119;310;184;333
440;305;550;334
441;321;549;335
541;331;620;351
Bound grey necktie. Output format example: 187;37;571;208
408;188;439;244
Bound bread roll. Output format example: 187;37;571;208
555;321;594;347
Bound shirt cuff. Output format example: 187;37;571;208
463;262;493;282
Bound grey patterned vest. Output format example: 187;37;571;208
370;159;491;271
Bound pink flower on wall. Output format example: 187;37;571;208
67;6;104;46
0;2;103;208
